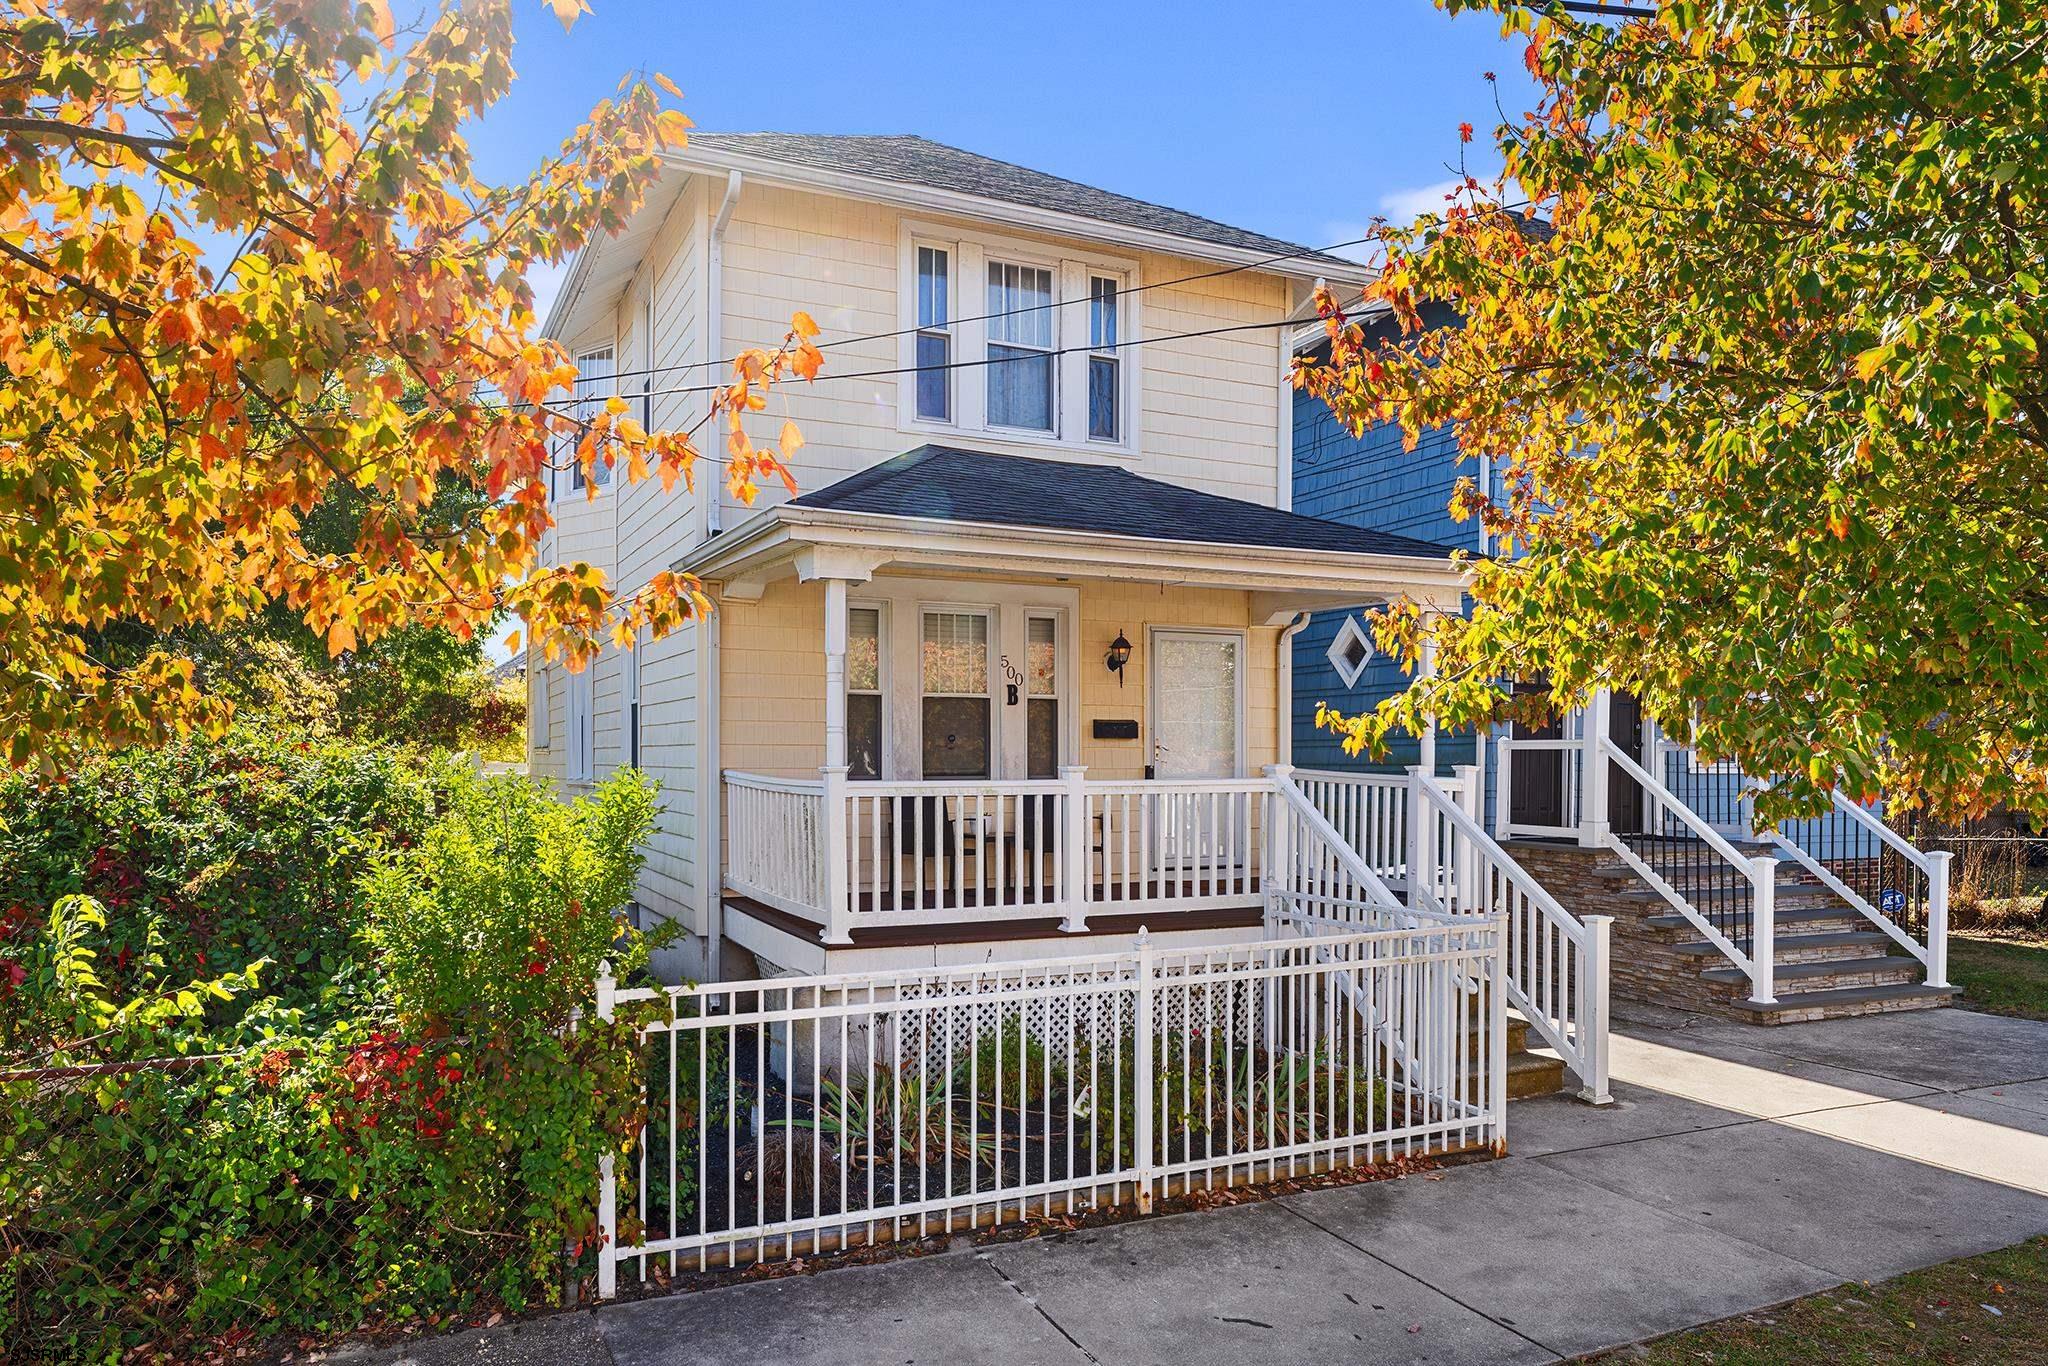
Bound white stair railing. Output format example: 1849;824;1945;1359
1265;765;1410;922
1409;769;1612;1104
1681;759;1953;991
1600;739;1780;1004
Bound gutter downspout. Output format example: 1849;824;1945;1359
704;170;743;537
702;602;723;979
699;170;741;979
1277;612;1312;765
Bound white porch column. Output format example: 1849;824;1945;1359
1416;631;1439;777
820;577;852;945
1058;764;1090;933
1578;689;1613;849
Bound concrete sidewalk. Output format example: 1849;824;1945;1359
340;1005;2048;1366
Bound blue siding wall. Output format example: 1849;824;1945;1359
1290;386;1480;776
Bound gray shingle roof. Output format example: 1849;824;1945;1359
685;134;1357;270
789;446;1455;560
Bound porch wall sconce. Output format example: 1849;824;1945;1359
1105;629;1132;687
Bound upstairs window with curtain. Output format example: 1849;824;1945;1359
564;346;615;491
985;262;1055;431
1088;277;1120;441
915;247;952;422
847;607;882;780
1026;614;1060;779
921;610;990;778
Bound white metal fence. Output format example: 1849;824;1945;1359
592;916;1506;1293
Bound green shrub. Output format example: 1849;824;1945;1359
359;768;660;1032
1;767;665;1361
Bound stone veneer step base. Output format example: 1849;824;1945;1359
1495;839;1953;1026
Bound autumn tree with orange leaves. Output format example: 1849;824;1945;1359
0;0;816;771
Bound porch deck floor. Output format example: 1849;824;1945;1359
722;879;1265;948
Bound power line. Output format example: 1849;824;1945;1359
532;313;1325;414
573;232;1384;390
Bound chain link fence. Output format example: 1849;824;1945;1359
3;1025;632;1362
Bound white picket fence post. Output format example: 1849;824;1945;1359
1926;849;1953;989
1132;927;1156;1214
594;961;618;1302
1578;916;1613;1105
1060;765;1091;932
1748;856;1778;1005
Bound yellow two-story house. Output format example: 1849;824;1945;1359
528;133;1470;985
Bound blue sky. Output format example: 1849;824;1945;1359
469;0;1539;316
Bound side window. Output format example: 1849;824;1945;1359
1026;614;1060;778
624;639;640;770
531;666;551;750
566;347;615;490
847;607;883;780
914;247;951;422
1087;276;1120;441
566;664;594;782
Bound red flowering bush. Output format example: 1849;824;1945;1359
3;766;666;1359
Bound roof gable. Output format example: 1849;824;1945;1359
683;134;1358;272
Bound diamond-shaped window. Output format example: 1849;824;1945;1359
1327;616;1375;689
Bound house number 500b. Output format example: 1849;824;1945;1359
1001;656;1022;706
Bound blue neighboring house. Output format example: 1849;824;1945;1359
1289;301;1486;779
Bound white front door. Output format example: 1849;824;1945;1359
1149;630;1246;875
1150;629;1243;779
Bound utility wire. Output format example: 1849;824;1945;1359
570;232;1384;389
524;313;1331;415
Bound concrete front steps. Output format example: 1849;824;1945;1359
1503;838;1958;1026
1504;1010;1569;1098
1459;1004;1568;1100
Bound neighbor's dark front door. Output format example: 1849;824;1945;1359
1605;692;1646;837
1508;683;1567;831
1507;687;1647;836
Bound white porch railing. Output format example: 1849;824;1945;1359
724;768;1362;944
592;914;1507;1290
724;772;826;920
724;763;1610;1103
1290;769;1410;888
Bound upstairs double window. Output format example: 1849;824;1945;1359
903;229;1134;451
985;261;1055;432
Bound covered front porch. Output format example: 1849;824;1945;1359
684;446;1470;952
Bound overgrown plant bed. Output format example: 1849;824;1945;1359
0;752;665;1363
616;1006;1459;1279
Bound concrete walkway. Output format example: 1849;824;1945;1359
341;1004;2048;1366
